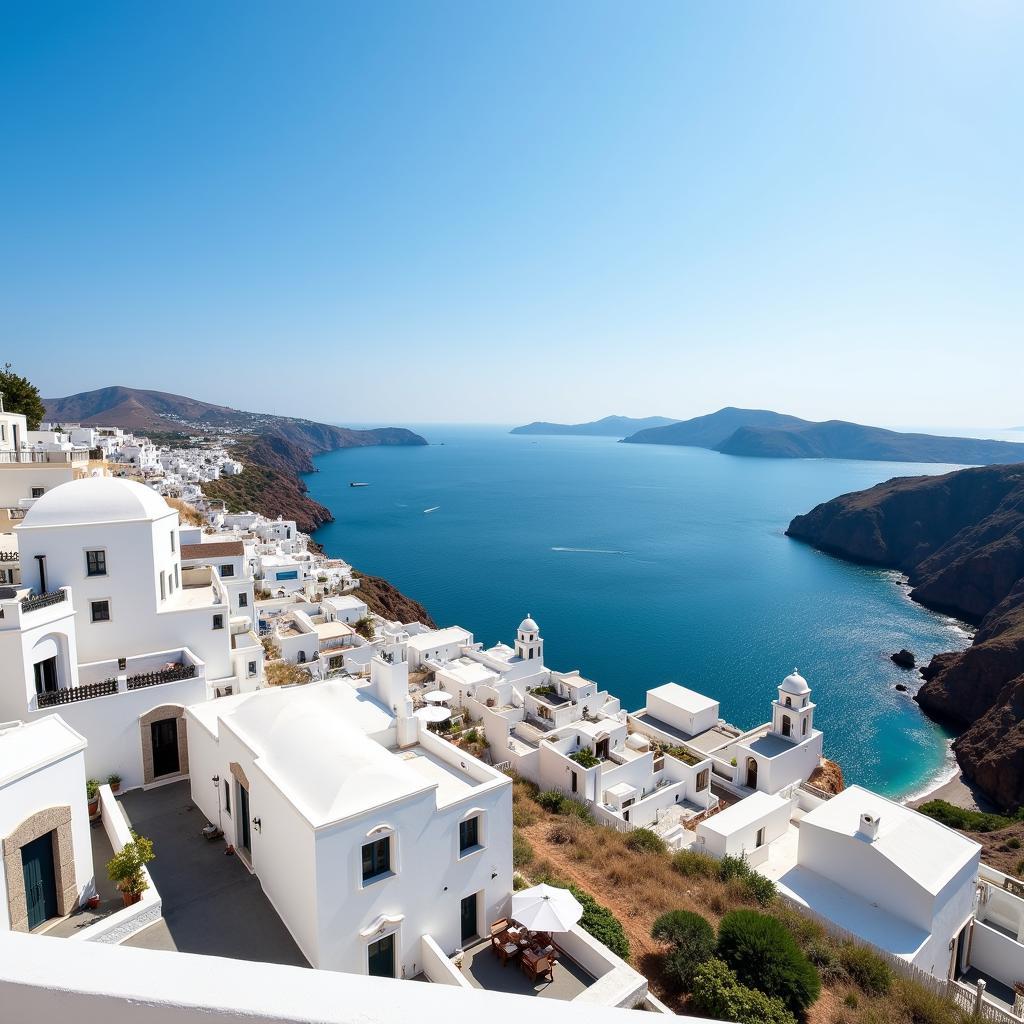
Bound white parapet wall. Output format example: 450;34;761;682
0;932;722;1024
70;784;162;945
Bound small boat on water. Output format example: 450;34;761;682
350;482;370;487
423;506;440;514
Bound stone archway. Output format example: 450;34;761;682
140;704;189;785
3;805;77;931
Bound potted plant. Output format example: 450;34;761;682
86;779;100;817
107;832;155;907
87;893;101;910
107;772;121;794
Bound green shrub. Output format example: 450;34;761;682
568;883;629;960
672;849;718;877
691;957;797;1024
652;910;716;990
742;871;777;907
561;798;594;823
717;909;821;1017
893;977;960;1024
512;830;534;868
805;941;845;984
626;828;667;855
843;992;858;1009
569;749;600;768
838;943;892;997
1007;837;1022;850
536;790;565;812
463;728;479;744
718;854;750;881
917;799;1013;833
107;832;155;898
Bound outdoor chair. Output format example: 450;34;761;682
489;917;510;937
522;953;554;984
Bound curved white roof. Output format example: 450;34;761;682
222;682;425;827
519;615;539;633
780;669;810;696
20;477;174;529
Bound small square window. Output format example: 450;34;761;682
213;614;224;630
220;564;235;578
238;593;248;608
86;550;107;577
362;837;391;882
91;600;111;623
459;816;480;853
247;660;257;677
31;487;45;499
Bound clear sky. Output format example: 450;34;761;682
2;2;1021;428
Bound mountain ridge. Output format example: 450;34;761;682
622;407;1024;466
511;414;678;437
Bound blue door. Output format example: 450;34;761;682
22;833;58;930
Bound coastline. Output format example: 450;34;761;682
905;759;997;814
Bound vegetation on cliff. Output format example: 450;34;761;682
787;465;1024;809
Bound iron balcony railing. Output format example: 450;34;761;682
0;450;89;464
126;663;197;690
21;590;67;614
37;679;118;708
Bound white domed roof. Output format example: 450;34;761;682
20;477;174;529
780;669;810;696
519;614;539;633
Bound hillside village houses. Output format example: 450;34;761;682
2;422;1024;1020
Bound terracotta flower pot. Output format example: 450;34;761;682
87;895;101;910
121;890;142;907
88;798;99;817
110;783;121;794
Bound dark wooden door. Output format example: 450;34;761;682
238;783;251;852
22;833;58;930
367;933;395;977
461;891;478;943
151;718;180;777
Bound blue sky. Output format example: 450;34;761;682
2;2;1021;427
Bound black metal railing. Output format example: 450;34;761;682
37;679;118;708
126;663;197;690
21;590;67;613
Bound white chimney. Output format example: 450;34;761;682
858;812;881;841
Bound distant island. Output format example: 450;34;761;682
621;406;1024;466
510;415;678;438
787;464;1024;810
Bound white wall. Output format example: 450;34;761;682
0;741;93;930
970;921;1024;992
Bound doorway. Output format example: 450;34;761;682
461;891;479;943
22;832;58;930
746;758;758;789
237;782;251;855
368;932;395;977
150;719;180;778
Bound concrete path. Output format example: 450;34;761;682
119;781;308;967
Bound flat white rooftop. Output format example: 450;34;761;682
0;716;86;787
405;626;473;652
392;746;477;807
699;791;788;839
440;658;499;687
648;682;719;716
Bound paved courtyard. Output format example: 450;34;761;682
118;780;308;967
460;938;594;999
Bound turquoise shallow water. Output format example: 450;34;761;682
305;425;971;799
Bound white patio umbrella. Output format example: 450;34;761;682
510;883;583;933
422;690;453;705
414;705;451;723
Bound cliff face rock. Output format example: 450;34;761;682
787;465;1024;809
355;572;436;629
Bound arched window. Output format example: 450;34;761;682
781;715;791;737
784;696;792;707
802;718;808;736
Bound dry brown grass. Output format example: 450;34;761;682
164;496;204;525
511;778;972;1023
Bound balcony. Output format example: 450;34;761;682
0;449;89;464
37;679;118;708
21;589;67;614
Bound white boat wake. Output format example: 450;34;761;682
551;546;626;555
423;506;440;514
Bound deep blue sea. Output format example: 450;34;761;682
305;425;973;800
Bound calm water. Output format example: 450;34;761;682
306;426;972;799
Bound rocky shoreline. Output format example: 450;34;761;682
786;464;1024;810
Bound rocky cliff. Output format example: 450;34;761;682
786;464;1024;809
